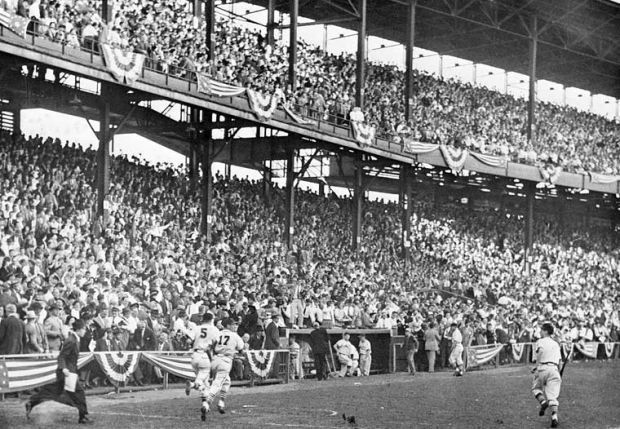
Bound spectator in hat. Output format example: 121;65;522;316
248;324;265;350
25;310;48;354
0;303;27;354
44;303;64;352
309;321;330;381
264;313;281;350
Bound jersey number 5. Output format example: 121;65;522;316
218;335;230;345
200;328;208;338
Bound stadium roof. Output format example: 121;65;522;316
246;0;620;98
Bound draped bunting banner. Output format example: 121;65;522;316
196;73;246;97
0;8;29;38
466;344;504;368
403;140;439;154
351;121;376;147
561;343;573;360
0;353;94;394
511;343;525;361
140;353;194;380
246;350;277;378
574;342;598;359
440;145;469;172
94;351;140;383
101;44;145;84
282;105;317;126
246;89;280;121
604;343;615;358
588;172;620;185
470;152;508;168
539;165;562;185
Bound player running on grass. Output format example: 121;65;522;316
532;322;562;428
186;313;219;409
202;317;244;421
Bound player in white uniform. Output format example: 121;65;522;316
448;322;464;376
203;318;244;420
334;332;358;377
185;313;219;405
532;322;562;428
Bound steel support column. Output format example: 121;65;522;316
267;0;276;47
288;0;299;91
285;149;296;249
527;16;537;146
189;108;199;194
352;156;364;250
101;0;109;23
201;112;213;242
523;182;536;273
96;87;110;220
263;165;272;205
13;107;20;133
404;0;416;122
356;0;367;108
400;165;412;259
206;0;216;69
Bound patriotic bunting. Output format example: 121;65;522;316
94;351;140;383
140;353;194;380
561;343;573;360
470;152;507;168
0;8;29;38
197;73;246;97
466;344;504;369
247;89;281;121
588;172;620;185
101;44;145;84
603;343;615;358
440;145;469;172
574;342;598;359
246;350;277;378
282;105;317;126
511;343;524;361
403;140;439;154
0;353;94;394
351;121;376;147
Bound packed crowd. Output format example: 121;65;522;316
0;130;618;373
2;0;619;175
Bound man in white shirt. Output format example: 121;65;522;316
333;332;358;377
532;323;562;428
448;322;464;376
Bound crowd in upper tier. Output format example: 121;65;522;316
0;131;618;363
2;0;619;175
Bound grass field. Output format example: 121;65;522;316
1;360;619;429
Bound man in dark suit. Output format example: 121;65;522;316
264;314;281;350
0;303;27;354
26;319;93;424
129;320;156;385
309;321;330;380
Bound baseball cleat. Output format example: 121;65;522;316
550;417;559;428
217;400;226;414
185;381;192;396
539;401;549;416
201;405;209;421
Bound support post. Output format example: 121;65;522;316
188;108;199;195
527;15;537;146
400;165;412;260
318;181;325;197
285;149;295;249
13;107;21;134
288;0;298;91
523;182;535;273
206;0;216;70
96;87;110;221
263;166;272;205
101;0;109;23
404;0;416;122
356;0;367;109
267;0;276;47
352;156;363;250
201;112;213;242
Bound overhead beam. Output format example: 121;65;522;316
279;16;358;28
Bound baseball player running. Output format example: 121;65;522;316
203;318;245;420
532;322;562;428
186;313;219;411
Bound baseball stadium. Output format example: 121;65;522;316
0;0;619;428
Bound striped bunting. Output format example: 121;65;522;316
574;342;598;358
140;353;194;380
246;350;276;378
0;353;94;393
246;89;281;121
351;121;376;147
511;343;524;361
470;152;507;168
197;73;246;98
589;172;620;185
101;44;145;84
561;343;573;360
94;352;140;383
403;140;439;154
466;344;504;369
282;105;316;126
603;343;615;358
440;145;469;172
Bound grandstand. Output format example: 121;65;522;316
0;0;619;427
